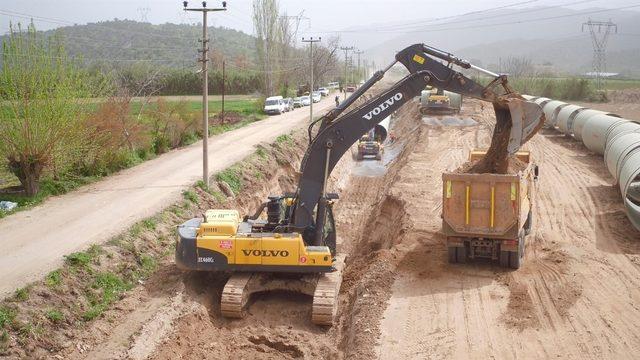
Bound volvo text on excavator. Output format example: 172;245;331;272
175;43;544;326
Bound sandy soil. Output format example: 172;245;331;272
13;93;640;360
376;100;640;359
0;97;335;299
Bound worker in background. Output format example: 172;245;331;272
335;95;340;107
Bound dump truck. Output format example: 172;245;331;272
442;149;538;269
420;87;462;115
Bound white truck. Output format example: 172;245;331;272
264;96;287;115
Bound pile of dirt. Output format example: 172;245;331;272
608;89;640;104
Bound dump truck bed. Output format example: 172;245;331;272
442;151;533;240
443;150;536;269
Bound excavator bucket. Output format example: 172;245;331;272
506;97;545;155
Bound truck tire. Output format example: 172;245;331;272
448;247;457;264
524;211;533;235
508;250;521;269
508;231;526;269
448;246;466;264
499;250;510;268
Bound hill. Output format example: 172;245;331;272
358;6;640;77
2;20;258;69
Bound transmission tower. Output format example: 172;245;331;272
582;19;617;90
137;7;151;22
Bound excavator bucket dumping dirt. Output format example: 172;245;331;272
468;95;545;174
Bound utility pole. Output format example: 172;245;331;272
183;0;227;188
354;49;364;83
582;18;617;90
221;60;225;124
302;36;321;122
340;46;354;99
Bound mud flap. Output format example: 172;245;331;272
507;98;545;155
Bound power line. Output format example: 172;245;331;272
369;0;597;32
369;0;543;31
310;3;639;34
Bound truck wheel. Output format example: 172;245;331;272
456;245;467;263
524;211;533;235
448;246;466;263
448;247;457;264
509;250;521;269
499;250;510;268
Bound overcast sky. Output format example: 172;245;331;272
1;0;638;36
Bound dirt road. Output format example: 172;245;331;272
376;101;640;359
0;97;334;299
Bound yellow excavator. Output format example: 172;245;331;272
175;43;544;326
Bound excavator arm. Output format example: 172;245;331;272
290;43;543;246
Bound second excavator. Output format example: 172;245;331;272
175;43;544;325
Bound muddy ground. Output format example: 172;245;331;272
4;93;640;359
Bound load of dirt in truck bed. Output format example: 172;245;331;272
461;97;541;174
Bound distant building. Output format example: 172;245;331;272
584;72;620;78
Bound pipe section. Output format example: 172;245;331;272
523;94;640;232
542;100;568;128
556;104;586;135
581;114;626;155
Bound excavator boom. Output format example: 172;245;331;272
293;44;544;244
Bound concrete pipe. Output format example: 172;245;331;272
581;114;626;155
572;109;605;141
604;132;640;181
542;100;568;128
533;97;551;106
605;121;640;148
618;149;640;231
556;104;586;135
373;116;390;143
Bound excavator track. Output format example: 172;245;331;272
312;255;345;325
219;255;345;325
220;273;253;318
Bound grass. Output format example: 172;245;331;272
45;270;62;288
45;309;64;323
215;167;242;195
182;190;198;203
14;287;29;302
0;306;16;328
276;134;294;145
82;272;131;321
64;245;102;269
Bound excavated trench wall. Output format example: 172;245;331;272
523;95;640;231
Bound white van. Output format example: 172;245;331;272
264;96;286;115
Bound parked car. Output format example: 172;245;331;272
327;81;339;89
293;97;303;108
284;97;294;111
263;96;286;115
318;87;329;96
312;91;321;103
300;95;311;106
345;85;357;92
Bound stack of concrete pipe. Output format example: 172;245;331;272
522;95;640;231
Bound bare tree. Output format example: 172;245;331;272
253;0;281;95
310;36;340;86
501;56;534;78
